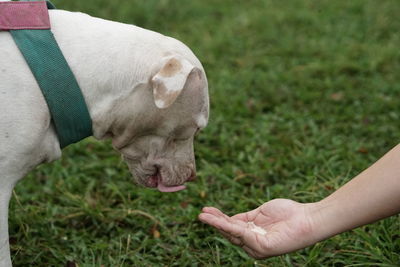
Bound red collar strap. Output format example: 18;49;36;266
0;1;50;30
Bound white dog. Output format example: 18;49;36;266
0;10;209;266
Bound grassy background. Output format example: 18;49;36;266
9;0;400;266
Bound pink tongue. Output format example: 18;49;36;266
157;183;186;193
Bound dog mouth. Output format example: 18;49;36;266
147;172;186;193
122;154;189;192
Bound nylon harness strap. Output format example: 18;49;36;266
0;0;92;148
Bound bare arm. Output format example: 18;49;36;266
309;144;400;241
199;144;400;259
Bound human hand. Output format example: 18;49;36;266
198;199;319;259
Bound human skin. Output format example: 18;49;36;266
198;144;400;259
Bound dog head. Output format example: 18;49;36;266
111;54;209;192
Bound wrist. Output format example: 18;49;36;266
303;200;336;244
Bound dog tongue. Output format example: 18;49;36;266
157;183;186;193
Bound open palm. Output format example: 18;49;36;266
199;199;318;259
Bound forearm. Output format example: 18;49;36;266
310;144;400;241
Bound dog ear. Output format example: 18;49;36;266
151;55;195;109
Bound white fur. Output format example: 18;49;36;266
0;10;208;266
196;114;208;128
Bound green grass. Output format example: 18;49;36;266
9;0;400;266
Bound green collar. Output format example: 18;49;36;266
8;0;93;148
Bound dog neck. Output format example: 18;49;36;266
48;10;163;143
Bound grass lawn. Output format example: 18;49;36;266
9;0;400;266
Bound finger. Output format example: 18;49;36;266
217;228;243;246
201;207;247;228
231;212;248;221
199;213;245;238
199;212;244;232
242;245;258;259
201;207;228;218
198;213;226;228
199;213;244;246
242;244;267;260
201;215;271;255
198;213;233;232
216;217;246;238
201;207;251;229
232;207;260;222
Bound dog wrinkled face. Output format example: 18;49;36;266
113;55;209;192
119;122;200;192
